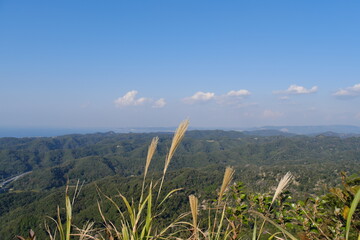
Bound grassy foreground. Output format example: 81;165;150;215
16;120;360;240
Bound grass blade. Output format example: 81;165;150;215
346;187;360;240
215;204;228;240
57;206;65;240
65;194;72;240
118;193;135;228
250;210;298;240
252;219;257;240
158;188;183;207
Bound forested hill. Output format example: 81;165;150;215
0;130;360;238
0;129;359;192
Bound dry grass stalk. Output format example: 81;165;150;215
74;221;97;240
44;221;56;240
271;172;293;205
256;172;294;240
189;195;199;239
144;136;159;179
164;119;189;174
97;201;115;240
158;119;189;198
140;136;158;204
218;166;235;203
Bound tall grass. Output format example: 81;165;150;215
186;167;235;240
189;195;199;239
255;172;293;240
95;119;189;240
45;184;77;240
158;119;189;200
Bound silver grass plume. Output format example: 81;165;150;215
271;172;293;205
218;166;235;203
189;195;199;239
158;119;189;198
144;136;159;179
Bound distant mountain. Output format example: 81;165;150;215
246;125;360;135
0;127;177;138
241;129;296;137
309;131;360;138
1;125;360;138
0;127;114;138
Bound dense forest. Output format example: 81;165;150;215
0;127;359;239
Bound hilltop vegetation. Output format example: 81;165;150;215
0;128;359;239
1;130;359;191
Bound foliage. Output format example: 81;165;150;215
219;173;360;240
1;131;360;193
14;169;358;240
1;125;360;239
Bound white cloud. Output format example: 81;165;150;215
114;90;149;107
333;83;360;98
183;91;215;104
183;89;251;105
152;98;166;108
275;85;318;95
114;90;165;108
226;89;251;97
217;89;251;105
333;89;349;96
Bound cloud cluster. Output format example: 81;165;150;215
183;89;251;105
114;91;166;108
182;91;215;104
226;90;251;97
114;91;148;107
333;83;360;98
275;85;318;95
114;83;359;110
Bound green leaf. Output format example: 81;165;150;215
65;194;72;240
346;187;360;240
158;188;183;207
119;193;136;228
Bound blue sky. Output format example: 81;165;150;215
1;1;360;128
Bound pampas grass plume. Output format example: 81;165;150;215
218;166;235;203
144;136;158;178
189;195;199;238
271;172;293;205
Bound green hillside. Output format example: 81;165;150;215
0;129;359;239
